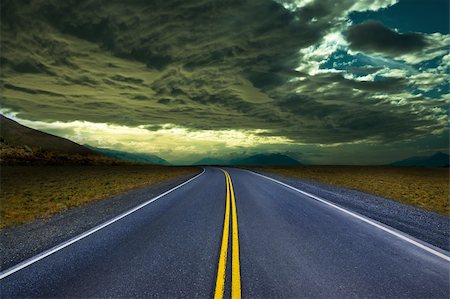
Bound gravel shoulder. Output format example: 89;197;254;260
2;167;448;273
254;170;450;251
0;171;201;271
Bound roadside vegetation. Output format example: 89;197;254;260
250;166;449;215
0;162;198;229
0;144;198;229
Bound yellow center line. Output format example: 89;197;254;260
228;172;242;299
214;170;242;299
214;171;231;299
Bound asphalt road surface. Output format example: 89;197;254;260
1;167;448;298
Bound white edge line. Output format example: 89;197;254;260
0;168;206;280
247;170;450;262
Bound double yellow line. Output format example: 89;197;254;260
214;170;241;299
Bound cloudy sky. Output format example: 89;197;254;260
1;0;448;164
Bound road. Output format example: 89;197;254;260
0;167;448;298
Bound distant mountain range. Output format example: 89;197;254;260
231;153;301;166
85;145;170;165
194;153;301;166
5;113;446;168
194;157;227;165
0;115;94;155
390;152;449;167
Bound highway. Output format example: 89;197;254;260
0;167;448;298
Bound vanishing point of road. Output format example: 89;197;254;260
0;167;448;298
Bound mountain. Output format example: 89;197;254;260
230;153;301;166
194;153;301;166
0;115;94;154
193;157;227;165
390;152;449;167
85;145;170;165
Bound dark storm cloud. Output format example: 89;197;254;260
3;83;64;97
111;75;144;85
246;93;434;145
35;0;337;80
133;95;150;101
61;75;99;87
0;0;447;147
346;21;428;55
8;60;50;74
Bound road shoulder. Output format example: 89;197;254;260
0;171;200;271
253;170;450;251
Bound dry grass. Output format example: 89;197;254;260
0;165;199;228
250;166;449;215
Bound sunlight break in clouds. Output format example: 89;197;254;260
2;112;292;163
1;0;448;164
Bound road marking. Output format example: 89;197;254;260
214;172;231;299
227;172;242;299
214;170;242;299
248;170;450;262
0;169;206;280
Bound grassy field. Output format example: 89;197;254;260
0;165;198;228
250;166;449;215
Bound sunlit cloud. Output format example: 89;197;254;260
1;0;447;164
2;111;292;163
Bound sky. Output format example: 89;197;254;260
1;0;448;165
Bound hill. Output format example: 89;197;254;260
85;145;170;165
390;152;449;167
194;153;301;166
0;115;93;154
230;153;302;166
193;157;227;165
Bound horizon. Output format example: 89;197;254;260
1;0;449;165
2;112;448;167
1;113;449;166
